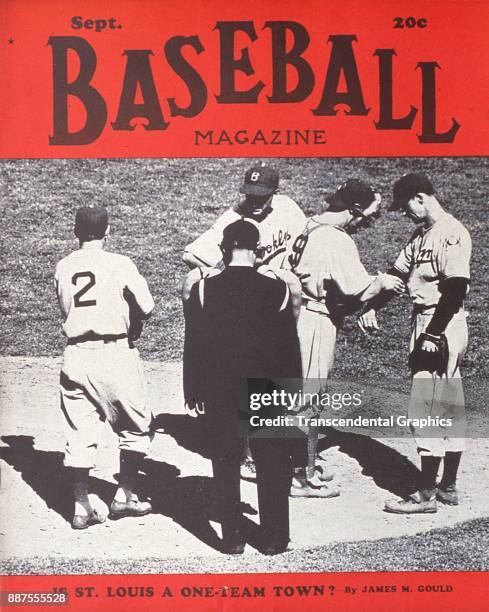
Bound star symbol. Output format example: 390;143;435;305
8;38;14;44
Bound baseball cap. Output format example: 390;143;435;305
325;179;376;211
239;165;279;197
221;219;260;251
74;205;108;240
390;173;434;211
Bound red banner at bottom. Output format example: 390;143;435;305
1;572;487;611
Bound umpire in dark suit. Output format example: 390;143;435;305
183;220;302;554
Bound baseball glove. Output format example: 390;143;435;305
408;332;449;376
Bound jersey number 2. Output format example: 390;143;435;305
72;272;96;307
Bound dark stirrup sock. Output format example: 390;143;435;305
439;451;462;488
419;455;442;493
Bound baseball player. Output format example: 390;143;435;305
359;173;471;513
55;206;155;529
183;163;306;476
285;180;405;497
183;163;306;272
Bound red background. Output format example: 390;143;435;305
1;0;488;157
1;572;488;611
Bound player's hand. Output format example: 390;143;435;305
377;272;405;294
420;338;439;352
185;399;205;417
358;309;379;334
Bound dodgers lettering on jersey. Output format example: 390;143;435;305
184;194;306;270
393;213;471;306
285;218;372;314
55;246;154;339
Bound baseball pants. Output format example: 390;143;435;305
60;342;151;468
408;309;468;457
295;304;338;472
297;304;337;393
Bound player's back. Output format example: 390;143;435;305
290;222;351;300
55;248;143;339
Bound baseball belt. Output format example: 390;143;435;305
302;299;329;316
67;333;129;348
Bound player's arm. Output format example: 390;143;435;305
408;277;468;377
357;235;413;334
426;277;469;336
424;225;472;340
183;282;209;414
358;232;412;307
181;267;221;302
330;238;405;315
258;266;302;321
182;210;238;269
356;267;408;333
359;266;408;310
183;228;223;270
182;250;213;269
125;260;155;318
123;262;154;344
266;278;302;380
181;268;203;303
356;268;406;303
54;264;70;317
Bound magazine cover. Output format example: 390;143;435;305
1;0;488;610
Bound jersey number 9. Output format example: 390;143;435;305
288;233;309;271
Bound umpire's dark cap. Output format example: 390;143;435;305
240;164;279;197
325;179;376;211
221;220;260;251
75;205;108;240
390;173;434;211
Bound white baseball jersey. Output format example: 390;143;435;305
286;218;372;312
184;194;306;270
393;213;471;306
55;246;154;339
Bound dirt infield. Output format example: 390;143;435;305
1;356;488;574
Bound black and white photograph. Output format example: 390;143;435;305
1;157;488;575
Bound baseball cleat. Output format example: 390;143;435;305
290;479;340;499
305;472;332;488
384;491;437;514
240;460;257;481
314;464;335;482
71;509;106;530
109;499;152;519
436;485;459;506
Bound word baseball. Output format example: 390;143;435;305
48;23;458;145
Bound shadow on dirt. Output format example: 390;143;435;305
154;416;422;499
141;457;258;553
0;433;257;553
0;435;114;522
152;413;216;459
2;424;419;553
317;428;421;498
